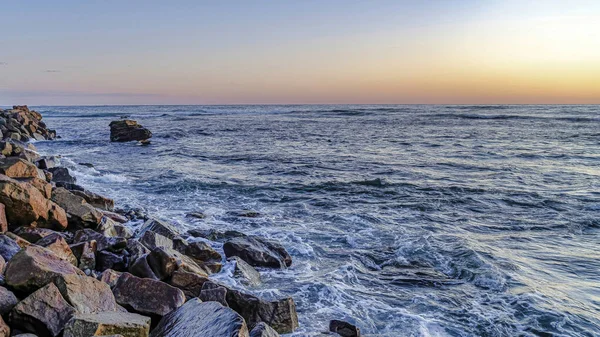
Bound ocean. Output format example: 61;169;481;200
29;105;600;336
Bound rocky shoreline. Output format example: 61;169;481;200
0;106;316;337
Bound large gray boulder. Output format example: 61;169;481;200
63;311;150;337
109;120;152;142
223;236;292;268
250;322;280;337
150;300;248;337
0;286;18;315
112;273;185;317
226;289;298;334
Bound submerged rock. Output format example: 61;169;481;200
63;311;150;337
223;236;292;268
149;300;249;337
329;320;361;337
109;120;152;142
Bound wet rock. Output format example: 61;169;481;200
0;316;8;337
223;236;292;268
149;300;248;337
137;218;179;240
96;251;128;272
5;245;84;293
168;270;208;299
187;228;246;241
9;283;76;337
54;274;118;314
0;158;39;179
185;212;206;219
101;211;129;224
250;322;280;337
226;289;299;334
78;162;94;168
36;233;78;266
0;174;68;230
98;269;122;289
0;286;18;315
12;227;56;243
112;273;185;317
329;320;361;337
109;120;152;142
229;256;261;286
232;210;261;218
51;188;104;228
47;167;76;184
36;157;57;170
70;240;97;270
174;239;221;263
0;203;6;233
0;234;21;261
70;189;114;212
63;311;150;337
198;281;229;307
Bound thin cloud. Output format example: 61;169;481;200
0;62;7;66
44;69;61;73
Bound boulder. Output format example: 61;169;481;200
250;322;280;337
0;203;7;233
109;120;152;142
12;227;56;243
5;245;84;293
102;211;129;224
230;256;261;286
168;270;208;299
36;233;77;266
63;312;150;337
73;229;126;252
128;255;158;280
36;157;57;170
98;269;122;289
146;247;179;280
112;273;185;317
140;231;173;250
70;240;97;271
54;274;118;314
9;283;76;337
0;317;8;337
20;177;52;198
149;300;248;337
126;239;150;262
5;232;30;248
198;281;229;307
0;286;18;315
0;234;21;261
329;320;361;337
226;289;299;334
0;174;68;230
174;239;221;263
223;236;292;268
47;167;76;184
0;142;12;157
137;219;179;240
51;188;103;228
96;251;128;272
0;158;39;179
70;189;114;211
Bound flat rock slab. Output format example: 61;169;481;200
112;273;185;317
9;283;76;337
5;245;84;293
150;300;248;337
54;274;118;314
63;311;150;337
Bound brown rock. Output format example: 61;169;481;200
0;316;8;337
0;158;39;179
36;233;78;266
54;274;118;314
168;270;209;299
51;187;103;228
63;311;150;337
223;235;292;269
70;189;114;212
0;203;6;233
4;232;30;248
9;283;76;337
5;245;84;293
137;219;179;240
19;177;52;198
98;269;122;289
146;247;179;280
112;273;185;317
70;240;97;271
12;227;57;243
199;281;229;307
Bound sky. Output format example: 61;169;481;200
1;0;599;105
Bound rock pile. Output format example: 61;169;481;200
0;105;303;336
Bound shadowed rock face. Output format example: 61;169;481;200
250;322;280;337
63;311;151;337
223;235;292;269
111;273;185;317
150;300;249;337
109;120;152;142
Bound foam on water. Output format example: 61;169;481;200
30;104;600;336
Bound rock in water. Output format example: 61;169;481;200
63;311;150;337
329;320;361;337
9;283;76;337
229;256;261;286
249;322;280;337
150;300;249;337
226;289;298;334
109;120;152;142
223;236;292;268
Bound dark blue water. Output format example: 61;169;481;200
26;105;600;336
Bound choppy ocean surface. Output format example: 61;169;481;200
25;105;600;336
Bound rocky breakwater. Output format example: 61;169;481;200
0;105;300;337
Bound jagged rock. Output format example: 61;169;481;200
137;219;179;239
0;142;12;157
0;174;68;230
47;167;76;184
101;211;129;224
149;300;248;337
146;247;179;280
70;189;114;212
51;188;104;228
20;177;52;198
96;251;128;272
329;320;361;337
0;234;21;261
36;157;57;170
250;322;280;337
226;289;299;333
128;254;158;280
98;269;122;289
0;203;6;233
0;286;18;315
36;233;77;266
187;228;246;241
63;312;150;337
223;236;292;268
229;256;261;286
198;281;229;307
0;316;8;337
174;239;221;263
0;158;39;179
168;270;208;299
109;120;152;142
5;245;84;293
70;240;97;270
5;232;30;248
112;273;185;317
126;239;150;261
73;229;126;252
140;230;173;250
54;274;118;314
12;227;56;243
9;283;76;337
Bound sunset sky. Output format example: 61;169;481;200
1;0;599;105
